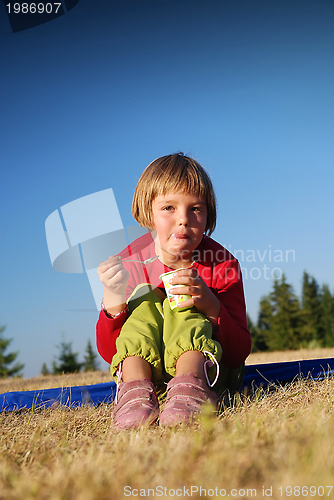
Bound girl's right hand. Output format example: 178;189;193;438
97;255;130;297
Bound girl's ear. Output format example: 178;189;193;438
149;204;155;231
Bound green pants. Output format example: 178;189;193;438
110;284;222;386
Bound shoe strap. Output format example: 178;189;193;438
203;351;219;388
115;362;123;405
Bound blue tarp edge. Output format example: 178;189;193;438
242;357;334;389
1;381;117;412
1;357;334;411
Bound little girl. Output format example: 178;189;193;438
96;153;251;429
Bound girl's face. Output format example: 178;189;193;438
151;191;207;268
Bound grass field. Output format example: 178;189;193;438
246;347;334;366
1;349;334;500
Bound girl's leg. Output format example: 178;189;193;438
175;350;205;381
111;284;164;430
122;356;152;382
119;287;166;383
162;302;222;380
160;302;222;426
110;284;164;385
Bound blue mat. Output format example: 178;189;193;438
1;358;334;412
242;357;334;389
0;381;116;412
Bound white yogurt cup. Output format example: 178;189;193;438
159;269;191;310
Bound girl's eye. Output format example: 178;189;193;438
162;206;174;211
192;207;201;212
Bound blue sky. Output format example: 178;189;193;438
1;0;333;378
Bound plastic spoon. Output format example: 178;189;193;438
122;255;159;265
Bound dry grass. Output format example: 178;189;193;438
0;370;111;395
247;347;334;365
1;351;334;500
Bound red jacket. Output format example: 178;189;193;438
96;232;251;369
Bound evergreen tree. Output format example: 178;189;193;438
52;361;57;375
320;285;334;347
257;275;303;351
53;341;83;374
41;363;50;376
257;296;274;351
301;272;324;345
83;339;99;372
257;296;273;331
247;313;267;352
0;324;24;378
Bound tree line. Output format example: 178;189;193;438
249;271;334;352
0;324;24;377
0;326;99;377
41;339;100;375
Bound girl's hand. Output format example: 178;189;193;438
168;268;221;330
97;255;129;309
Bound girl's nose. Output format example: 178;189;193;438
178;211;189;226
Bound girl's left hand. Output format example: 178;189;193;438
168;268;221;329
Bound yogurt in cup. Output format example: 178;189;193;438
159;268;191;310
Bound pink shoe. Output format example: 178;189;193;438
159;372;217;427
113;379;159;430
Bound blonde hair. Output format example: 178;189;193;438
132;153;217;236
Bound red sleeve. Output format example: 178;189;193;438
213;260;251;369
96;308;128;364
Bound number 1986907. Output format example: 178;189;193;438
6;3;62;14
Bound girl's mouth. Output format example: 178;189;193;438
171;233;189;240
